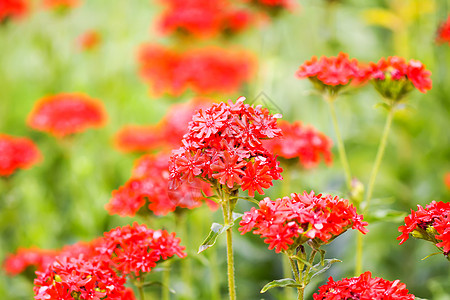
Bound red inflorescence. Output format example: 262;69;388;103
370;56;432;94
158;0;253;38
138;44;255;96
296;52;367;88
77;30;101;51
27;93;107;137
445;173;450;190
42;0;80;9
398;200;450;256
106;153;212;217
436;15;450;45
0;134;41;176
3;247;58;276
263;120;332;168
114;98;212;153
313;271;415;300
239;191;368;253
0;0;28;21
169;97;283;197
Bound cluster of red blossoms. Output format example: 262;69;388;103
313;271;415;299
138;44;255;96
263;120;332;168
0;134;41;176
0;0;28;22
158;0;253;38
239;191;368;253
398;200;450;257
169;97;282;197
106;153;212;217
115;98;212;153
76;30;101;51
436;15;450;45
296;53;432;99
27;93;107;138
5;223;185;299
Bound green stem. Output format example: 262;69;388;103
222;192;236;300
281;168;295;300
289;257;303;300
326;97;352;191
175;211;193;299
162;261;171;300
209;241;221;300
355;232;363;276
363;108;395;214
137;281;145;300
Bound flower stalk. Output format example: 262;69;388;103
221;188;237;300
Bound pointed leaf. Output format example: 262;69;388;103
198;222;232;253
305;259;341;283
232;212;243;222
291;255;315;270
238;196;260;205
260;278;302;293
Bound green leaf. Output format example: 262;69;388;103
237;196;260;205
260;278;302;293
232;212;243;222
305;259;341;284
198;222;232;254
291;255;315;270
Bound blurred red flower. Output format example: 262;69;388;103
3;247;57;275
158;0;253;38
296;53;367;93
436;15;450;45
138;44;255;96
398;200;450;257
27;93;107;137
77;30;101;51
0;0;28;21
42;0;80;9
445;173;450;190
239;191;368;253
0;134;41;176
264;120;332;168
369;56;432;99
106;153;212;217
313;271;415;299
169;97;282;197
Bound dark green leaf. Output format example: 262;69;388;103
260;278;302;293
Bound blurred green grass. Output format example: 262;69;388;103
1;0;450;299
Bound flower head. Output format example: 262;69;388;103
0;0;28;22
369;56;432;101
27;93;107;137
239;191;368;253
138;44;255;96
313;271;415;299
3;247;58;276
106;153;212;217
445;173;450;190
436;15;450;45
296;53;367;96
169;97;282;197
398;200;450;257
0;134;41;176
263;120;332;168
77;30;101;51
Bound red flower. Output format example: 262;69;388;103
169;97;282;197
106;153;212;217
296;53;367;94
0;134;41;176
313;271;415;300
398;200;450;257
0;0;28;21
114;125;163;153
445;173;450;190
369;56;432;100
27;93;107;137
42;0;80;9
436;15;450;45
158;0;253;38
3;247;57;275
138;44;255;96
264;120;332;168
239;191;368;253
77;30;101;51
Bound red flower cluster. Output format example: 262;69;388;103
436;15;450;45
77;30;101;51
296;52;367;92
115;98;212;153
0;0;28;21
445;173;450;190
313;271;415;300
0;134;41;176
263;120;332;168
138;44;255;96
27;93;107;137
3;247;57;276
398;200;450;256
158;0;253;38
370;56;432;97
239;191;368;253
106;153;212;217
169;97;282;197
